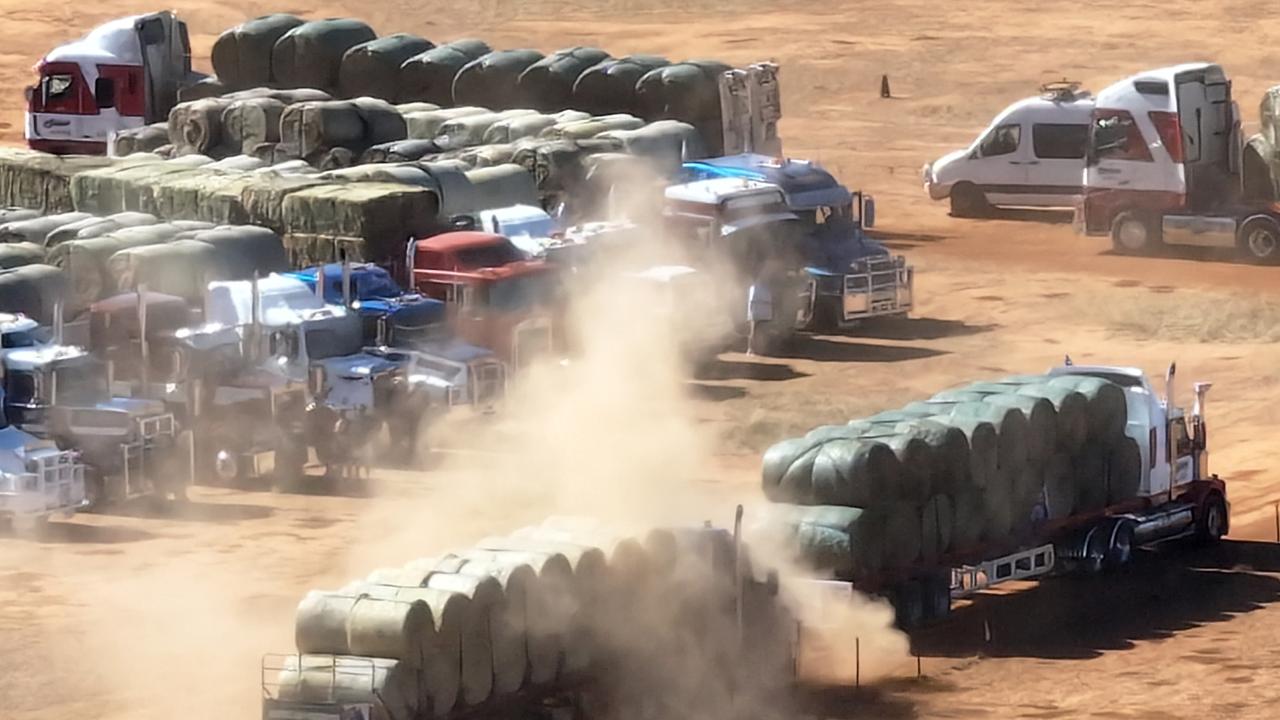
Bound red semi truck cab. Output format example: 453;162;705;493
407;231;557;371
25;12;192;154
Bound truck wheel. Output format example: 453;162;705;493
1110;211;1162;254
1103;520;1136;570
892;581;926;630
1196;493;1228;544
1238;217;1280;264
949;183;989;218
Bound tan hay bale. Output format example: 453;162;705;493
275;654;419;720
295;591;432;667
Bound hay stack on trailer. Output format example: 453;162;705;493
397;40;492;106
212;14;306;90
272;19;377;95
0;265;66;324
339;34;436;101
275;654;421;720
279;98;408;160
0;149;116;213
517;47;612;112
280;181;438;265
762;371;1140;578
572;55;670;116
634;61;733;155
0;212;93;244
452;50;545;110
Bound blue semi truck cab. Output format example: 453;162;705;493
681;154;913;329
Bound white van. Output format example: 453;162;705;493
923;83;1094;216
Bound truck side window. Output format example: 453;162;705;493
979;124;1021;157
1089;110;1153;162
1171;418;1193;458
1032;123;1088;159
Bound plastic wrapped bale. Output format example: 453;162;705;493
1015;383;1088;452
1107;437;1143;503
854;429;933;504
281;182;437;263
397;40;493;105
0;208;40;224
274;654;419;720
572;55;670;116
511;138;615;198
982;393;1057;466
272;19;377;94
763;504;885;578
1041;452;1076;520
0;212;93;244
435;110;539;151
45;212;158;248
761;435;901;507
108;123;170;157
212;14;305;90
49;225;186;314
222;97;287;154
431;164;537;218
543;114;645;140
951;487;985;548
168;97;244;157
403;107;488;140
920;494;955;563
948;402;1029;475
177;76;225;102
321;163;436;187
295;591;433;668
340;34;435;100
889;418;971;494
1074;439;1111;512
448;557;539;693
483;111;589;145
451;144;515;169
416;565;502;706
1047;375;1128;445
0;243;45;270
317;147;357;171
982;461;1015;539
635;60;733;152
189;225;288;279
395;102;441;115
598;119;708;171
517;47;611;111
0;265;65;324
452;50;546;110
108;239;225;302
207;155;267;172
0;149;116;212
362;139;442;163
280;98;407;157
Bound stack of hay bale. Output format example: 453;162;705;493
275;517;792;718
1244;86;1280;202
760;372;1141;579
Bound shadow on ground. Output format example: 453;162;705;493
854;317;996;341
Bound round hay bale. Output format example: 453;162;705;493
935;415;998;490
212;14;305;89
517;47;611;111
949;402;1029;472
0;207;40;224
808;438;902;507
769;504;886;579
1016;383;1088;452
294;591;432;667
920;494;955;563
273;19;377;94
403;107;490;140
453;49;546;109
275;654;419;720
421;566;502;706
855;431;933;504
189;225;288;279
1042;452;1076;520
881;502;922;568
932;389;989;403
398;41;492;105
340;34;435;100
951;488;985;549
1048;375;1128;445
1010;463;1042;537
1107;437;1143;503
1;212;93;244
46;212;158;248
983;393;1057;465
805;424;863;443
572;55;670;116
982;464;1015;540
635;60;732;152
893;418;971;494
221;97;287;154
1074;440;1110;512
0;243;45;270
453;557;537;693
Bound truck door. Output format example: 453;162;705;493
1168;416;1196;487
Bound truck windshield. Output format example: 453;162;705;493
489;273;556;311
54;362;109;406
456;244;525;269
1;327;50;349
304;328;361;360
5;371;38;406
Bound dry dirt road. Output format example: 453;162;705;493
4;2;1280;719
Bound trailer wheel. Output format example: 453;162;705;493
1238;217;1280;264
1111;211;1162;254
921;573;952;622
1103;520;1136;570
1196;493;1228;544
949;183;989;218
892;581;926;630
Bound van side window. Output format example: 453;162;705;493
1032;123;1089;159
1089;110;1153;163
979;124;1021;157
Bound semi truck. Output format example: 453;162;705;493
0;387;86;531
815;362;1227;629
1077;62;1280;263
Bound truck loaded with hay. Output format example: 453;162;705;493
758;360;1229;628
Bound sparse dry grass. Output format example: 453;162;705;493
1101;289;1280;344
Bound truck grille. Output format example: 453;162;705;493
841;256;913;320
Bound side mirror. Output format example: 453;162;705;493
94;77;115;109
862;196;876;229
23;86;34;104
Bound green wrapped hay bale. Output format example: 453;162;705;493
984;393;1057;465
598;120;708;171
881;502;922;568
1041;452;1076;520
273;19;377;94
452;49;546;109
435;110;539;151
190;225;288;279
1074;440;1110;512
517;47;612;111
108;239;224;302
635;60;733;154
805;424;861;442
761;436;900;507
0;212;93;244
483;111;589;145
543;114;644;141
982;466;1015;540
935;415;998;490
280;182;436;263
49;224;193;314
403;107;489;140
920;494;955;563
1048;375;1128;445
572;55;670;116
1015;383;1088;452
951;488;985;549
339;34;435;101
397;40;492;105
932;389;989;404
762;504;885;578
897;418;972;493
856;430;933;504
1010;464;1044;537
0;264;66;324
45;211;158;248
212;14;305;90
222;97;287;154
949;401;1029;473
0;243;46;270
1107;437;1143;504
